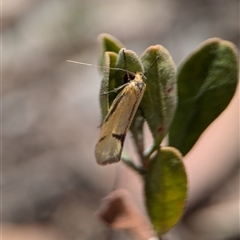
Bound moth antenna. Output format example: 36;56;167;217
144;56;160;75
67;60;135;76
122;49;132;81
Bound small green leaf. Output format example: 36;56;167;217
144;147;187;235
115;48;144;76
98;33;124;71
115;49;146;156
169;38;239;155
99;51;118;119
140;45;177;145
97;33;124;120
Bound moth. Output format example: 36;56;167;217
95;70;146;165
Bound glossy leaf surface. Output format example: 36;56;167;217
169;38;239;155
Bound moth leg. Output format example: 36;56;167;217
101;82;129;95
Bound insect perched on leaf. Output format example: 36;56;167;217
68;49;158;165
94;69;146;165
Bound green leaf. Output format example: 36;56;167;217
115;48;144;76
141;45;177;145
98;33;124;71
98;34;125;120
169;38;239;155
114;49;146;157
99;51;118;119
144;147;188;235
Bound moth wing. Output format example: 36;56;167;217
95;134;122;165
95;77;146;165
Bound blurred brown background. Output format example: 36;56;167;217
2;0;239;239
